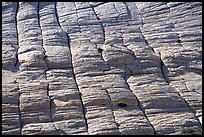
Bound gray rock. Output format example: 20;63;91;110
86;105;120;135
2;113;20;135
53;120;88;135
2;2;18;67
21;123;58;135
20;109;51;125
2;2;202;135
112;106;154;135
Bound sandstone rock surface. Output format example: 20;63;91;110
2;2;202;135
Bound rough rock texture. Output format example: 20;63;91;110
2;2;202;135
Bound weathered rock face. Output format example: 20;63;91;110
2;2;202;135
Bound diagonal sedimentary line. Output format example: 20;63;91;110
135;2;202;127
131;2;202;134
2;2;21;135
165;2;202;124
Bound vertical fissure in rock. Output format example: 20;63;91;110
124;64;132;81
138;27;150;46
112;3;119;18
14;3;20;70
166;2;202;128
116;6;156;132
135;15;170;85
125;76;156;135
37;2;52;124
15;2;21;135
84;41;119;133
166;3;201;123
89;4;105;43
123;2;132;19
120;30;156;135
68;39;89;133
98;61;124;134
105;89;121;134
158;52;170;84
135;3;202;133
54;2;63;32
55;2;89;133
178;80;202;126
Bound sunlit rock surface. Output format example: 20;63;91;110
2;2;202;135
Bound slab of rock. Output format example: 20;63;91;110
2;2;18;67
2;2;202;135
2;113;21;135
21;123;58;135
85;105;120;135
112;106;154;135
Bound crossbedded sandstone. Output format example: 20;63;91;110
2;2;202;135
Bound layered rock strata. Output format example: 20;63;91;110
2;2;202;135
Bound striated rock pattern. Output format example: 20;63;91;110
2;2;202;135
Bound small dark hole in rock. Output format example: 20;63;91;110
117;102;127;107
178;39;181;43
97;48;103;53
102;104;106;106
116;122;120;126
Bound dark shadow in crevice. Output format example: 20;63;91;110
117;102;128;108
97;47;103;54
160;60;171;84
